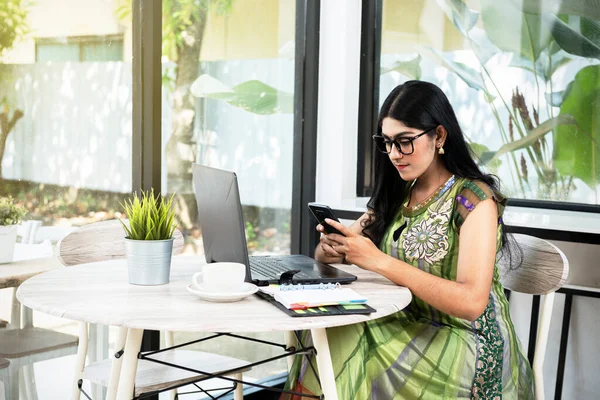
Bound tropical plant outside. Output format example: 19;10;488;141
381;0;600;203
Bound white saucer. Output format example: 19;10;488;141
186;282;258;303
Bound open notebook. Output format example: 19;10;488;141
259;284;373;315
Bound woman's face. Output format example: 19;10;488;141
381;117;438;181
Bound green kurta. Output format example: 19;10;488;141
283;176;534;399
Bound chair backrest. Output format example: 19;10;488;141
497;233;569;295
57;219;184;266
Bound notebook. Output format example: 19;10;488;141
260;284;367;310
256;283;375;317
192;164;358;286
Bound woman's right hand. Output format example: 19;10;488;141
314;223;345;264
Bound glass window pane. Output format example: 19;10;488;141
82;39;124;61
0;0;132;396
379;0;600;204
162;0;296;385
36;42;80;61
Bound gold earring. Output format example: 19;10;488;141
438;145;445;155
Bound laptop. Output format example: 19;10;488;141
192;164;357;286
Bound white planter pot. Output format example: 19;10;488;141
124;238;174;285
0;225;18;263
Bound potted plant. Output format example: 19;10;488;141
119;189;178;285
0;196;26;263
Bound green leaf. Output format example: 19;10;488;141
380;55;422;79
480;114;576;164
469;142;502;169
555;65;600;187
517;0;600;20
541;14;600;59
191;75;293;115
544;80;574;107
119;189;178;240
417;46;492;96
481;0;552;61
435;0;479;36
510;46;572;81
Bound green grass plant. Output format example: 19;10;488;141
119;189;177;240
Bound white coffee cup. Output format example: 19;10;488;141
192;262;246;293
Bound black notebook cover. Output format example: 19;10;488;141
255;291;376;317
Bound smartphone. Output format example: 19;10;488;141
307;202;345;236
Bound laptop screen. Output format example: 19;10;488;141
192;164;252;282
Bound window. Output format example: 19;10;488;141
358;0;600;208
1;0;314;395
161;0;298;384
36;35;124;62
0;0;132;397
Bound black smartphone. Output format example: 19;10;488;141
307;202;345;236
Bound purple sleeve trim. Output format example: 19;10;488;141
456;195;475;212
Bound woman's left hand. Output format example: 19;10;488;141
323;218;385;271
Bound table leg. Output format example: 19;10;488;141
284;331;297;372
310;328;338;400
115;328;143;400
164;331;176;400
232;372;243;400
72;322;88;400
107;327;128;400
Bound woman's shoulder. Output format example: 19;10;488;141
452;177;507;231
455;178;505;203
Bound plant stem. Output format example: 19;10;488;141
489;101;525;196
481;63;546;181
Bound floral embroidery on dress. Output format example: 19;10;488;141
403;198;452;264
471;296;504;399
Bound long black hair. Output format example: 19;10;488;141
363;80;512;254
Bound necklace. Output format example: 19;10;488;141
406;175;456;212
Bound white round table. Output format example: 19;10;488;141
17;257;412;399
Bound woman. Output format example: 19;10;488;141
284;81;533;399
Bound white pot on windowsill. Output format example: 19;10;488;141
0;225;18;264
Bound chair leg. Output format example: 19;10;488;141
89;324;109;400
72;322;88;400
21;364;38;400
8;290;20;330
0;368;8;400
164;331;177;400
533;292;555;400
107;327;128;400
7;364;18;400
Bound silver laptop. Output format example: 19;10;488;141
192;164;357;286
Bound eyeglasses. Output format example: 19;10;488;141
372;126;436;155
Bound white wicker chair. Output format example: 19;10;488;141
498;233;569;400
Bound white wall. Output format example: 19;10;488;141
0;60;294;209
315;0;361;206
0;62;133;192
3;0;129;64
315;2;600;398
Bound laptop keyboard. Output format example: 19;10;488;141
250;256;311;280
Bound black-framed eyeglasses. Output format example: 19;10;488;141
372;126;437;155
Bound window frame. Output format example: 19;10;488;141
132;0;320;390
356;0;600;213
